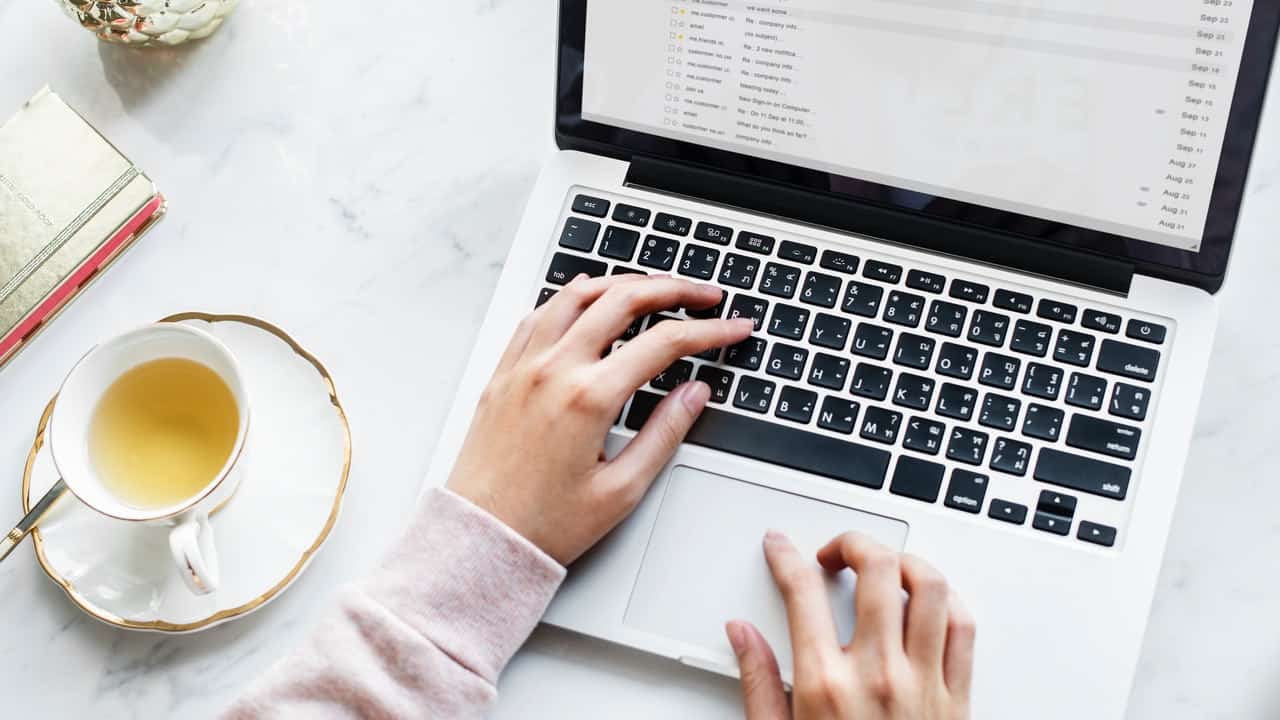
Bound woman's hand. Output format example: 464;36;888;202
727;532;975;720
447;273;753;565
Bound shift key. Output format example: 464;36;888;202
1034;448;1130;501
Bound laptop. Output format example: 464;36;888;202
423;2;1280;716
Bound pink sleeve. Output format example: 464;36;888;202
222;487;566;720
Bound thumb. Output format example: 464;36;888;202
727;620;791;720
606;380;710;485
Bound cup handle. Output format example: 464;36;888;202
168;512;219;595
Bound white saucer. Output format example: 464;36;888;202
21;313;351;633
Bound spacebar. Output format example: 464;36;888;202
625;391;892;490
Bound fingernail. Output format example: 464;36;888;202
680;380;710;412
725;621;747;657
763;529;785;547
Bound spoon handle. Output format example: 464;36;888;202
0;479;68;563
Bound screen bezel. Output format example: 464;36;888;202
556;0;1280;291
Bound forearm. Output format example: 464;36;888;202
222;487;566;720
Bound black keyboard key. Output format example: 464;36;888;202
612;203;651;227
979;353;1021;390
863;260;903;284
1010;320;1053;357
651;360;694;391
990;437;1031;476
1110;383;1151;421
768;304;811;340
536;288;557;307
1126;319;1167;345
696;366;735;404
559;217;601;252
850;363;893;401
766;343;809;380
779;240;817;265
1033;490;1076;536
1054;330;1097;367
893;373;936;411
947;427;989;465
800;271;841;309
686;290;727;320
852;323;894;360
808;353;850;391
776;386;818;424
546;252;607;285
1066;373;1108;411
936;383;978;421
860;406;903;445
925;300;968;338
810;313;852;351
988;499;1026;525
890;456;945;503
718;253;761;289
979;393;1021;432
654;212;692;236
1082;309;1122;334
734;376;776;414
612;266;645;276
678;245;720;280
906;269;946;294
572;194;610;218
1022;363;1063;401
727;295;769;331
1066;415;1140;461
949;279;990;304
736;231;776;255
893;333;936;370
935;343;978;380
818;396;860;434
625;391;891;489
993;289;1033;314
725;337;768;371
1037;299;1078;324
646;313;680;330
760;263;802;299
944;469;989;513
1022;404;1065;442
620;315;644;342
903;416;946;455
1097;339;1160;383
819;250;860;275
638;235;680;270
599;226;640;261
968;310;1010;347
694;221;733;246
841;281;885;317
883;291;926;328
1078;521;1117;548
1035;448;1130;500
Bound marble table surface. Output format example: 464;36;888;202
2;1;1279;717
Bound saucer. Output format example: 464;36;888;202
20;313;352;632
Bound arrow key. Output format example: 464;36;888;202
1078;521;1117;548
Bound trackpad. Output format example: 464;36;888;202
624;466;909;676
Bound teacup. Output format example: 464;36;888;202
45;323;250;595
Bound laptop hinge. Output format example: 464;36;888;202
625;156;1135;296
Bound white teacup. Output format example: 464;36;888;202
46;323;250;596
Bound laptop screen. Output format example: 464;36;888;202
581;1;1260;254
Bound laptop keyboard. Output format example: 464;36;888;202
538;188;1170;551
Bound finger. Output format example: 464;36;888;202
601;380;709;496
598;317;753;402
526;273;645;355
561;277;725;356
727;620;792;720
899;554;950;670
942;593;976;701
763;530;843;679
816;532;904;657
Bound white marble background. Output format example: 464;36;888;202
0;1;1277;717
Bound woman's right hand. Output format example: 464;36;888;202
726;532;975;720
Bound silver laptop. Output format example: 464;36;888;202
424;2;1280;716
